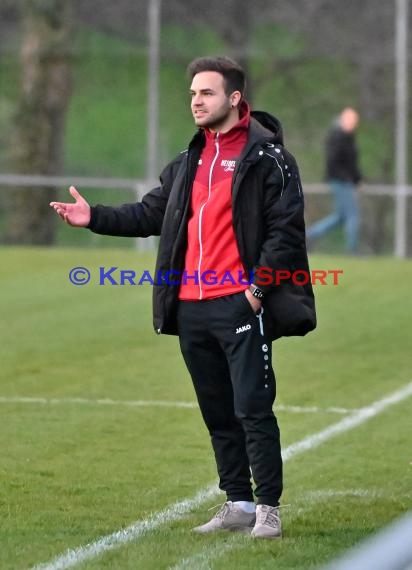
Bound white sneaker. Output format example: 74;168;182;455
193;501;256;534
251;504;282;539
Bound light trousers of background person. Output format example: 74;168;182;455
307;180;359;253
177;292;283;507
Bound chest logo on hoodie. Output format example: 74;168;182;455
220;159;236;172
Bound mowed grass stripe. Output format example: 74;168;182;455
31;381;412;570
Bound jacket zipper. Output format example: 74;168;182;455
197;133;220;299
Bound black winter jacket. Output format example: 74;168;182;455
88;111;316;341
325;125;361;184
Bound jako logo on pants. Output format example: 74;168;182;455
236;324;252;334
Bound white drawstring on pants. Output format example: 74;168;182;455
256;307;264;336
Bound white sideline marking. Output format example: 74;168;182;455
277;404;355;415
0;395;357;414
31;485;219;570
306;488;385;500
30;381;412;570
0;396;198;409
282;381;412;461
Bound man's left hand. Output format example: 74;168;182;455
245;289;262;314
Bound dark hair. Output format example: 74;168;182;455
187;56;246;97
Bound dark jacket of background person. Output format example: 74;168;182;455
88;111;316;341
325;123;362;184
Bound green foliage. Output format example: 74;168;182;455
0;248;411;568
0;57;20;169
251;22;306;59
65;30;148;177
0;26;399;181
358;123;395;182
0;25;407;249
161;25;227;60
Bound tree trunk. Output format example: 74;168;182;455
3;0;73;245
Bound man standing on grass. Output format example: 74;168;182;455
51;56;316;539
306;107;362;253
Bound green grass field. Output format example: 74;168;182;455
1;247;411;569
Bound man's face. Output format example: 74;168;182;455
341;108;359;132
190;71;233;132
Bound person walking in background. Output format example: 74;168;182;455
307;107;362;253
50;56;316;539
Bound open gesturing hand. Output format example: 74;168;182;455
50;186;91;227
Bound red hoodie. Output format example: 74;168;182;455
179;103;251;300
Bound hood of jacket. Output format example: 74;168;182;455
250;110;284;145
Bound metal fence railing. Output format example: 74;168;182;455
320;510;412;570
0;174;158;251
2;173;412;197
1;174;411;253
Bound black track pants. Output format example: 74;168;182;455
177;292;283;507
